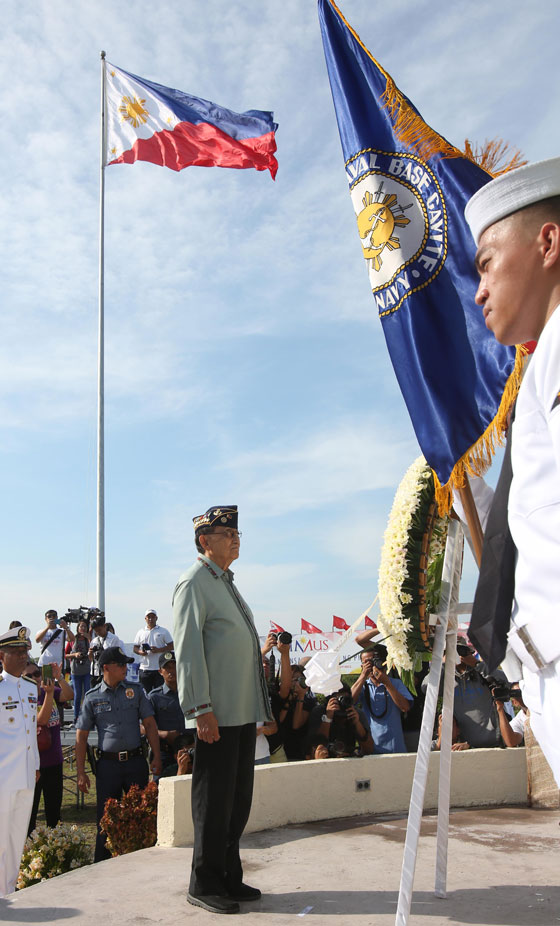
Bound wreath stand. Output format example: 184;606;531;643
395;517;464;925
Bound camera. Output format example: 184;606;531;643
491;685;513;703
490;683;524;705
336;693;353;712
62;606;105;625
327;740;349;758
371;658;385;670
271;631;292;645
456;643;473;658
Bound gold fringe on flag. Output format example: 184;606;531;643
382;76;463;163
433;344;528;515
462;138;527;177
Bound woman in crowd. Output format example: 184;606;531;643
67;619;92;724
27;662;74;834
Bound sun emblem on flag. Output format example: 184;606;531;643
119;95;149;128
357;186;411;272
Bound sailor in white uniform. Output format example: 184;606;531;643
0;626;40;897
466;156;560;785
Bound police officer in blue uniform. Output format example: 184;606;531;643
147;651;185;777
75;646;161;862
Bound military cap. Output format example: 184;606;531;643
193;506;238;532
159;650;176;668
98;646;134;667
0;626;32;649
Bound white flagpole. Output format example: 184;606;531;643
97;51;106;612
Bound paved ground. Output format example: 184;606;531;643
1;806;559;926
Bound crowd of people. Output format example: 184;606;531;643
0;599;528;899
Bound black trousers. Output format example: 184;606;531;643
139;670;162;694
28;763;63;835
94;754;149;862
190;723;256;896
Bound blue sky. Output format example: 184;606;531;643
2;0;560;646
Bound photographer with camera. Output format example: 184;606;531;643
352;645;413;754
133;609;174;693
447;643;502;748
492;683;528;748
35;610;75;668
270;648;317;761
260;632;290;762
67;619;92;725
308;684;373;758
159;731;196;777
89;616;124;685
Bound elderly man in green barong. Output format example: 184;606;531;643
173;505;271;916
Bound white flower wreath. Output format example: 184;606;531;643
377;456;449;693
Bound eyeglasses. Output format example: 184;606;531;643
205;529;242;540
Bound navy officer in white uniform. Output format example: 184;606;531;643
0;626;39;897
465;156;560;784
75;646;161;861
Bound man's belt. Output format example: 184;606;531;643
97;746;143;762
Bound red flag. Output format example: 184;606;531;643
332;615;350;631
269;621;285;634
301;619;323;634
365;615;377;630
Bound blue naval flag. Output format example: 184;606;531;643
318;0;522;507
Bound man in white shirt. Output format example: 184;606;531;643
89;617;125;683
0;626;40;897
133;610;173;693
35;610;75;667
465;156;560;785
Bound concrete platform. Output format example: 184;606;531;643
1;806;559;926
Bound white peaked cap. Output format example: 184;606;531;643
465;155;560;244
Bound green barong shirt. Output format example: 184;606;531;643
173;554;271;728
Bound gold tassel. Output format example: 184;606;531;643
382;77;463;163
433;345;527;515
462;138;527;177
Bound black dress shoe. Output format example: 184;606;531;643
187;892;240;914
227;883;262;901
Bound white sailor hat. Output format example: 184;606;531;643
0;626;32;648
465;155;560;244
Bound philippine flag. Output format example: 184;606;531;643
104;61;278;178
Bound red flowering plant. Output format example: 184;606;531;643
99;781;158;856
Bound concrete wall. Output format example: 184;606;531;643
157;747;527;847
